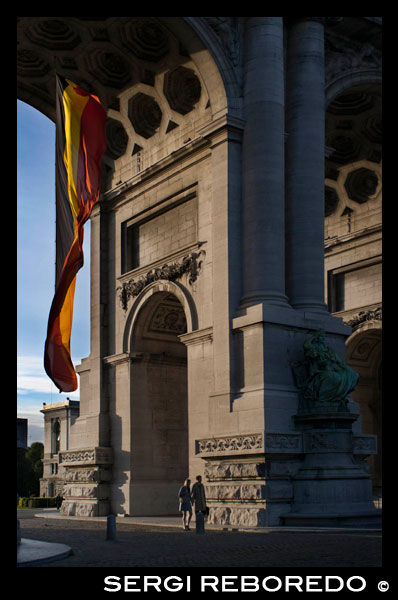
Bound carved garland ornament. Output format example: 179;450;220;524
119;250;205;311
345;306;382;331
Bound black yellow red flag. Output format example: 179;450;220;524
44;75;106;392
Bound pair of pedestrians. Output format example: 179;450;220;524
178;475;207;531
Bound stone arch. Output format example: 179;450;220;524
122;280;198;354
346;321;382;496
127;286;189;515
325;70;382;108
17;17;229;122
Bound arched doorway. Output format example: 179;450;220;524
346;325;382;499
129;290;188;515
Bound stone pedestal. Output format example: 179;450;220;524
196;432;301;527
281;412;380;527
196;423;379;528
59;447;113;517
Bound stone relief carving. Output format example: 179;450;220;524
196;433;264;455
352;435;377;453
61;450;95;464
265;433;301;451
149;302;187;335
325;31;382;84
345;306;382;331
118;250;205;311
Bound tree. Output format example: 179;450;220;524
17;442;44;497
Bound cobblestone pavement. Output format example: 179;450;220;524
19;516;382;568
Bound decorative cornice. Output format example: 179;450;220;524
118;250;205;311
179;327;213;346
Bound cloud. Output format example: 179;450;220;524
17;355;80;398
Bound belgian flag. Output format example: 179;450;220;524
44;75;106;392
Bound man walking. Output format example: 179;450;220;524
192;475;207;514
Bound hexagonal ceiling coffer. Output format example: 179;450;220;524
105;118;129;159
344;167;379;204
128;92;162;138
17;48;51;78
327;91;375;116
362;114;382;145
25;19;81;50
328;133;361;165
163;66;201;115
325;186;340;217
120;18;170;62
85;48;133;89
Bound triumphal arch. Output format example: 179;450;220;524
18;17;382;526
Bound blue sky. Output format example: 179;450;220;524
17;100;90;444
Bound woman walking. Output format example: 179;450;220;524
178;478;193;530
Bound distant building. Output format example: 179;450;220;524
17;418;28;449
39;399;80;497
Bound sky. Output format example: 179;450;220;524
17;100;91;444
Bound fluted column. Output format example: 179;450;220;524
241;17;289;308
285;17;328;313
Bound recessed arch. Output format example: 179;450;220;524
122;279;198;354
128;285;189;515
346;323;382;496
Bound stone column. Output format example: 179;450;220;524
241;17;288;308
285;18;328;313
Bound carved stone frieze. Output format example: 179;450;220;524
352;435;377;454
265;433;302;453
119;250;205;311
205;483;265;501
60;447;113;466
205;462;265;481
196;432;264;456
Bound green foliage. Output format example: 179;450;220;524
18;496;56;508
17;442;44;497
